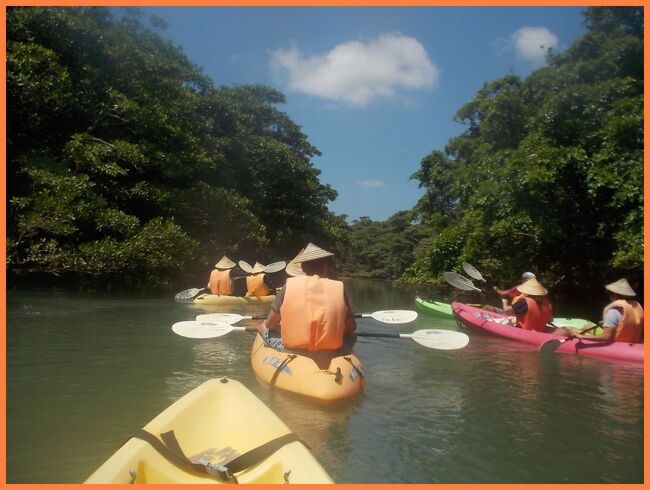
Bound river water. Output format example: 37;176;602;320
6;280;644;483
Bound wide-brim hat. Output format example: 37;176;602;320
605;278;636;297
285;249;305;277
292;243;334;263
251;262;266;274
516;278;548;296
215;256;236;269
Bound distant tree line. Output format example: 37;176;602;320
341;7;643;303
7;7;643;302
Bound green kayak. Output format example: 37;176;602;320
415;297;589;328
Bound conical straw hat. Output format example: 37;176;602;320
238;260;252;273
215;256;236;269
516;278;548;296
285;249;305;277
251;262;266;274
292;243;334;263
605;278;636;297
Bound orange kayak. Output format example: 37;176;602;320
250;334;364;402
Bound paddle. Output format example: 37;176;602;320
462;262;486;282
263;261;287;274
444;272;482;292
238;261;253;273
239;260;286;275
537;324;599;353
172;321;469;350
196;309;419;325
175;287;209;302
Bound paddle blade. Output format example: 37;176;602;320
172;321;234;339
238;261;253;273
462;262;485;282
364;310;418;324
444;272;481;292
408;329;470;350
174;288;205;302
537;338;566;353
196;313;249;324
264;261;287;274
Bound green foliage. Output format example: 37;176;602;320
401;6;643;300
7;7;340;289
339;212;430;280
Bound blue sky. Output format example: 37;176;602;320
140;6;588;222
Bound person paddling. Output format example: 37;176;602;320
256;243;356;352
207;255;236;295
242;261;272;297
494;272;536;303
502;277;553;332
553;278;643;343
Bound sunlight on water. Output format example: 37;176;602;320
6;283;643;483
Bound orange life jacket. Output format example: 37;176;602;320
513;294;553;332
246;274;270;297
208;269;233;295
603;299;644;343
279;275;347;351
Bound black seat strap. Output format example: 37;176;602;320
132;429;303;483
343;356;364;379
270;354;297;386
133;429;206;474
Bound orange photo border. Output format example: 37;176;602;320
1;1;646;489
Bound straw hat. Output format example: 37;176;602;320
517;278;548;296
292;243;334;263
605;278;636;297
251;262;266;274
215;256;236;269
521;272;536;280
285;249;305;277
238;260;252;273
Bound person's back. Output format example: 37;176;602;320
600;279;643;343
508;278;552;332
552;278;643;343
208;256;235;295
258;243;356;352
245;262;271;297
280;274;348;351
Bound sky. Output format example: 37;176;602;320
139;6;588;222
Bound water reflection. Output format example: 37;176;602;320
6;285;644;484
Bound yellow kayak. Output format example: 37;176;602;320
84;378;333;484
194;294;275;306
251;333;364;402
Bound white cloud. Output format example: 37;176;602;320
356;179;385;189
511;27;558;66
270;34;439;106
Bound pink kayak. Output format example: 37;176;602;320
452;302;643;364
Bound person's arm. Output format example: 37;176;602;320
574;308;621;342
507;297;528;317
343;287;357;334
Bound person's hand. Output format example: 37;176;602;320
492;285;498;292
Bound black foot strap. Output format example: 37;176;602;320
133;429;302;483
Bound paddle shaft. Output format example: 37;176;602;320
232;328;442;342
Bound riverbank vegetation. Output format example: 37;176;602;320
7;7;643;301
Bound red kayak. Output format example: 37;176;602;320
452;302;643;364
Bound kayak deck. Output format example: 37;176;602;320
194;294;275;306
417;297;588;327
251;334;364;402
452;302;643;364
84;378;333;484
